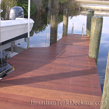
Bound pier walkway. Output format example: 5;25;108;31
0;34;102;109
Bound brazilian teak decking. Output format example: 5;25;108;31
0;34;102;109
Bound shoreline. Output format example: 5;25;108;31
76;0;109;5
76;0;109;11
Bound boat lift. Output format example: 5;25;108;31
0;0;32;78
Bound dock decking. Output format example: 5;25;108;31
0;34;102;109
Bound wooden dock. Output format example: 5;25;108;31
0;34;102;109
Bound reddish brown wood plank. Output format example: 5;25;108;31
0;34;102;109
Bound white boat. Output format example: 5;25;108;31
0;5;34;43
0;0;34;77
0;18;34;43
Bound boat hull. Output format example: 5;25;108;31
0;18;34;43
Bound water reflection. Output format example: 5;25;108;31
30;12;48;36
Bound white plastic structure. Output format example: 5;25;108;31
27;0;31;48
72;23;85;36
0;18;34;43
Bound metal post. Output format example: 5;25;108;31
89;16;103;63
72;23;74;35
86;10;94;37
27;37;30;48
45;26;49;47
0;0;3;72
62;9;69;37
82;24;84;37
27;0;31;48
100;52;109;109
11;41;15;53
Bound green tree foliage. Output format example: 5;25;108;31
59;0;69;4
17;0;36;16
1;0;17;19
1;0;7;19
1;0;36;19
42;0;49;8
30;11;48;36
59;0;80;16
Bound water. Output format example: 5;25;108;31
97;16;109;91
0;12;109;91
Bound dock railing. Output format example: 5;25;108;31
72;23;85;36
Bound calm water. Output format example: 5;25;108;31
1;13;109;91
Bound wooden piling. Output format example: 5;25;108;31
50;0;59;45
89;16;103;63
47;0;51;24
86;10;94;37
62;9;69;37
100;52;109;109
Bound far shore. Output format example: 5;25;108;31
76;0;109;5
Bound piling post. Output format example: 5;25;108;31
89;16;103;63
50;0;59;45
62;9;69;37
47;0;51;24
86;10;94;37
100;52;109;109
